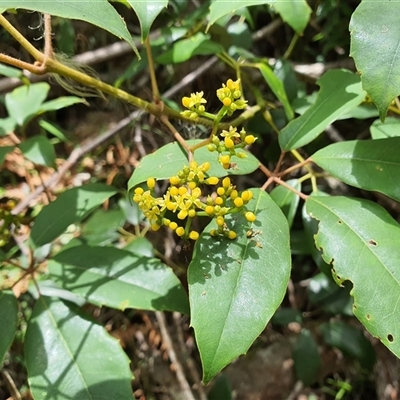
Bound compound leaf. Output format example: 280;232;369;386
189;189;291;383
306;195;400;359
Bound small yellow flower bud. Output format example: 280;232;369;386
163;218;171;226
234;197;244;208
222;177;231;188
245;211;256;222
189;161;198;170
178;186;188;195
219;155;230;164
169;221;178;230
169;186;179;197
207;144;216;152
176;227;185;237
217;187;225;196
189;231;199;240
210;229;218;237
223;97;232;107
224;137;235;149
178;210;188;220
202;161;211;171
151;223;161;231
205;205;214;215
230;189;238;199
134;187;144;195
188;209;196;217
206;177;219;185
241;190;253;202
147;177;156;189
245;135;256;145
227;230;237;240
215;197;224;205
170;176;181;185
188;181;197;190
222;163;230;170
216;216;225;226
166;201;176;211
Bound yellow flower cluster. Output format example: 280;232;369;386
133;162;256;240
181;91;207;120
216;78;247;116
207;126;257;169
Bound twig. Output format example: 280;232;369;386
11;54;218;215
1;370;22;400
155;311;197;400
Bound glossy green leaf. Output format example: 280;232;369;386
128;0;168;41
207;0;273;27
0;63;24;78
39;96;87;113
306;195;400;359
257;62;294;120
0;145;14;165
123;237;154;258
156;32;224;64
370;117;400;139
270;179;301;228
49;245;189;314
279;70;365;151
25;297;133;400
312;138;400;202
5;83;49;126
293;329;320;386
274;0;311;35
0;1;138;57
189;189;291;383
320;321;376;370
0;291;18;366
19;135;56;167
350;0;400;121
128;139;259;191
30;183;116;247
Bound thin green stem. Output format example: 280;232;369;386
145;36;160;101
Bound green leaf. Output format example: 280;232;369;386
5;83;50;126
156;32;224;64
306;195;400;359
207;0;273;27
350;0;400;121
127;139;259;192
25;297;133;400
0;145;14;165
30;183;116;247
257;62;294;120
0;63;24;78
0;1;139;57
311;138;400;202
0;291;18;366
128;0;168;41
49;245;189;314
123;237;154;258
270;179;301;228
279;70;365;151
189;189;291;383
320;321;376;370
370;117;400;139
293;329;320;386
273;0;311;35
271;308;302;325
19;135;56;167
39;96;87;113
0;116;17;136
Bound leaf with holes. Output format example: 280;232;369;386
189;189;291;383
350;0;400;121
306;195;400;359
311;138;400;202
